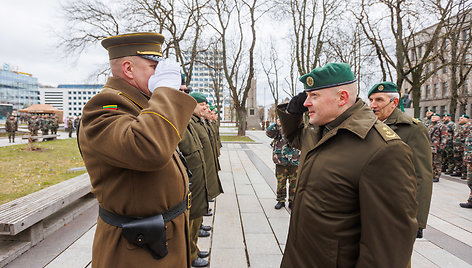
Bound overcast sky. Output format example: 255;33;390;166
1;0;107;87
1;0;292;108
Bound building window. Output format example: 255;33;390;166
442;82;448;97
249;108;255;116
443;66;448;74
425;85;430;99
433;84;439;97
440;106;445;116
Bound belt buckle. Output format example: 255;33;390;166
187;192;192;209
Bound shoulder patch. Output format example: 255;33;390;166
374;123;401;142
412;118;421;124
102;105;118;110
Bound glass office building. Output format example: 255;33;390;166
0;67;39;111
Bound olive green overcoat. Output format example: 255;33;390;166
179;121;209;219
278;100;418;268
385;108;433;229
78;77;196;268
206;119;221;171
191;115;223;199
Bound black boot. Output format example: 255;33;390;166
192;257;209;267
198;229;210;237
275;201;285;209
201;225;211;231
459;202;472;208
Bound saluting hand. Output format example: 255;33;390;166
286;92;308;114
148;59;181;93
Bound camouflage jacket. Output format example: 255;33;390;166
423;116;432;128
444;120;456;145
5;118;18;132
464;123;472;163
428;121;447;153
41;118;50;129
266;123;300;166
28;118;40;131
453;122;469;151
50;118;59;128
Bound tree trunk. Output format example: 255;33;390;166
411;72;422;118
236;106;247;136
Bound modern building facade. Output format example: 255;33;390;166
184;51;229;120
39;84;103;120
0;64;39;111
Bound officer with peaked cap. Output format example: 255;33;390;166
278;63;417;267
78;32;196;267
368;82;432;240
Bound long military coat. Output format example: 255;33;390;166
78;77;196;268
191;115;223;199
179;120;209;219
278;100;417;268
385;108;432;229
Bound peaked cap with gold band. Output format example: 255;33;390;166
367;81;398;97
101;32;164;61
299;62;356;92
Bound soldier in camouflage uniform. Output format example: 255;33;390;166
452;114;469;179
266;118;301;209
28;114;40;136
50;115;59;134
40;114;50;135
5;115;18;143
428;113;447;182
423;108;434;128
460;122;472;208
442;113;456;173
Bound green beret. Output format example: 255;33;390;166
460;114;470;119
442;113;451;117
101;32;164;61
190;92;207;103
209;105;216;111
432;113;441;117
368;81;398;97
300;63;356;92
426;108;434;112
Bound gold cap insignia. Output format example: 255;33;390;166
378;85;384;91
307;76;314;88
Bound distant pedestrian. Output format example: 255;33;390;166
67;117;73;138
266;118;300;210
428;113;447;182
5;115;18;143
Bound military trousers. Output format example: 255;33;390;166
432;152;443;181
8;131;15;142
189;216;203;262
467;164;472;203
442;145;454;172
275;164;297;202
453;149;465;176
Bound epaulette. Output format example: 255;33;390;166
374;122;401;142
412;118;421;124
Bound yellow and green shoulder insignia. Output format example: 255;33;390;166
374;123;401;142
412;118;421;124
103;105;118;110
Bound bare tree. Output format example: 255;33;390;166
58;0;210;82
205;0;264;136
354;0;455;117
262;42;281;107
443;3;472;119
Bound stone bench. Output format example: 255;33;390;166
22;134;58;141
0;173;96;266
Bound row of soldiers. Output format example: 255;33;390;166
27;114;60;136
424;109;472;208
178;89;223;268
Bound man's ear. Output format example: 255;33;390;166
338;90;349;106
122;60;134;79
393;97;400;106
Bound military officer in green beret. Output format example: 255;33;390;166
189;93;223;206
423;108;434;128
78;32;196;267
278;63;417;268
368;81;432;239
178;95;210;267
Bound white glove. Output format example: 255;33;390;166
148;59;181;93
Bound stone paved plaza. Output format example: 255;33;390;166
4;130;472;268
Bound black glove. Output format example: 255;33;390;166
416;228;423;238
286;92;308;114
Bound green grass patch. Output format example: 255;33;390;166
220;135;254;142
0;138;85;205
